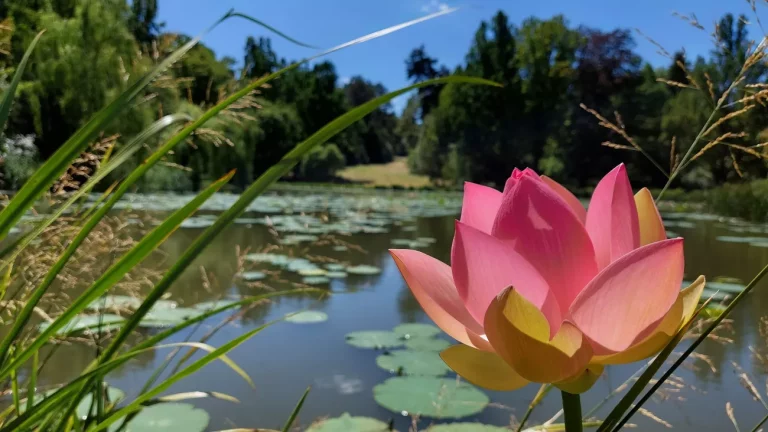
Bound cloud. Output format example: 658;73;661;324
340;76;351;86
420;0;450;14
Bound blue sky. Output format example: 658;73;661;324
159;0;761;112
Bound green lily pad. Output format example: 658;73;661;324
425;424;511;431
239;271;267;281
346;265;382;275
151;300;180;310
391;239;414;246
405;338;452;351
287;259;316;272
325;263;346;271
302;276;331;285
140;308;202;327
306;413;391;432
716;236;766;243
373;376;489;419
665;231;679;238
707;281;745;294
326;271;348;279
750;241;768;248
77;387;125;420
401;226;417;232
281;234;319;244
345;331;404;349
394;323;441;339
332;245;349;252
192;299;240;311
298;267;327;277
88;295;142;311
112;402;209;432
180;218;215;229
417;237;437;243
39;314;126;336
376;350;450;376
245;253;291;266
663;221;695;229
286;311;328;324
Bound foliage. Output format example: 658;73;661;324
299;143;346;181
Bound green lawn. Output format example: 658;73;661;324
337;157;431;188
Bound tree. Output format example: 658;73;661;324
129;0;161;45
405;45;447;119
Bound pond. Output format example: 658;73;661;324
19;187;768;431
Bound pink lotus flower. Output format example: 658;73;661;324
390;165;705;393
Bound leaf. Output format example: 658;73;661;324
426;424;512;432
375;350;450;376
393;323;441;339
404;338;452;352
285;311;328;324
282;387;310;432
37;314;125;336
238;271;267;281
345;331;403;349
306;413;392;432
110;402;209;432
0;31;44;134
346;265;382;275
302;276;331;285
373;376;489;419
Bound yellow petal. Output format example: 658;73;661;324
594;276;706;365
635;188;666;246
555;364;605;394
440;344;529;391
484;288;592;383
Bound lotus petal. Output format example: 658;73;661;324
460;182;503;234
635;188;666;246
541;175;587;224
441;344;529;391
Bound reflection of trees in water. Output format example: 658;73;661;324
397;281;424;323
33;331;155;388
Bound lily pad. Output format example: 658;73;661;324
298;267;327;277
373;376;489;419
302;276;331;285
286;311;328;324
345;331;404;349
245;253;291;266
417;237;437;243
192;299;240;311
88;295;142;311
306;413;391;432
701;289;732;302
346;265;382;275
394;323;441;339
425;424;511;432
665;231;679;238
287;259;317;272
180;218;215;229
707;281;745;294
326;271;348;279
376;350;450;376
39;314;126;336
716;236;766;243
701;303;727;319
405;338;452;351
113;402;209;432
77;387;125;420
325;263;346;271
332;245;349;252
239;271;267;281
140;307;202;327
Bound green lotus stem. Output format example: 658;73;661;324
517;384;553;432
561;391;583;432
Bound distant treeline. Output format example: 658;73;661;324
0;2;764;191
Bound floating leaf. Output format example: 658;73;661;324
665;231;679;238
239;271;267;281
663;221;695;229
140;308;202;327
325;263;346;271
298;268;327;277
394;323;441;339
78;386;125;420
302;276;331;285
417;237;437;243
376;350;450;376
306;412;391;432
405;338;451;352
373;377;489;419
286;311;328;324
180;217;216;229
38;314;125;336
245;253;291;266
88;295;142;311
192;299;240;311
707;281;745;294
332;245;349;252
716;236;767;243
345;331;403;349
326;271;348;279
347;265;382;275
112;402;209;432
701;289;732;302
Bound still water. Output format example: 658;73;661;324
27;188;768;431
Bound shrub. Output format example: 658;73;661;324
299;143;346;181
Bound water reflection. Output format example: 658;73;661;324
18;194;768;431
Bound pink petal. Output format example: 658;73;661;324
452;221;561;335
503;167;540;194
586;164;640;270
460;182;503;234
541;175;587;224
492;175;598;315
568;238;684;353
390;249;485;343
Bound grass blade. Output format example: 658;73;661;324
0;31;44;133
0;171;234;379
282;387;311;432
227;12;317;48
25;351;37;412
